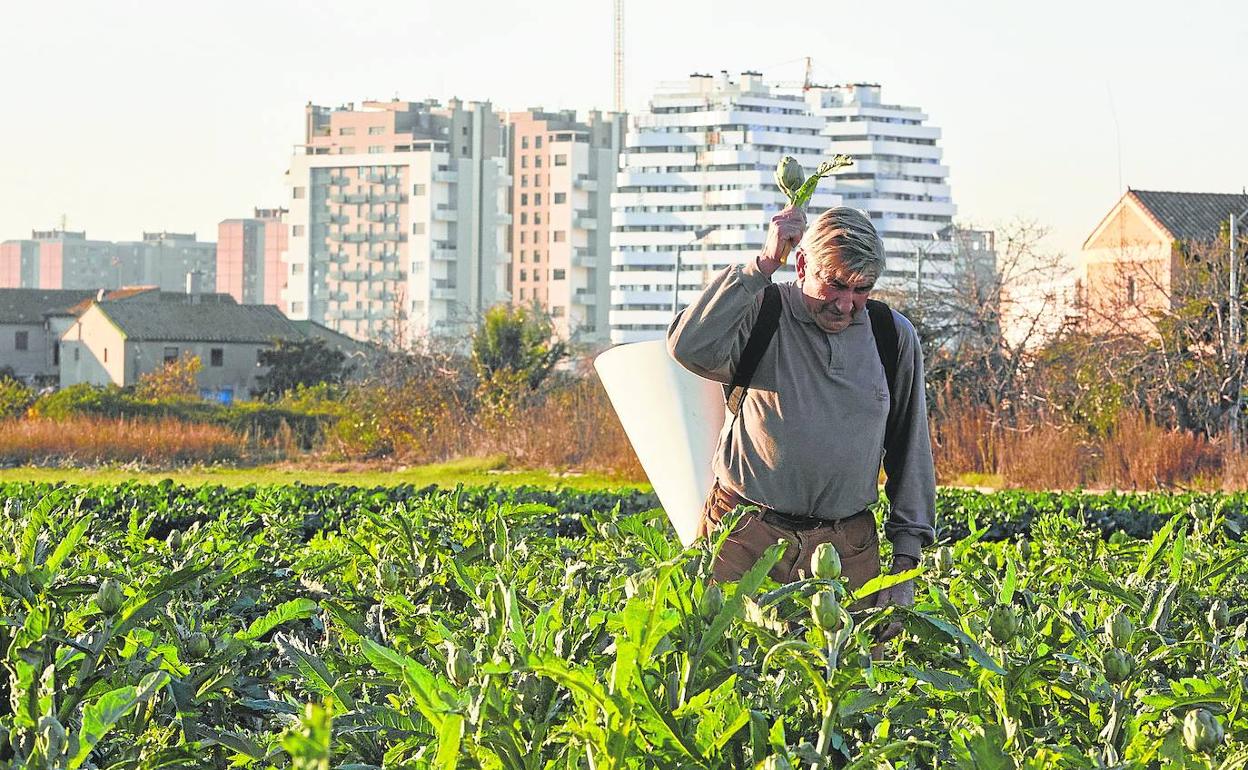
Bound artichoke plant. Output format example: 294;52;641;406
772;153;853;264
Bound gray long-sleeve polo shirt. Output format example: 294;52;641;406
665;258;936;561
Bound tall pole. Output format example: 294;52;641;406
613;0;624;113
672;245;682;315
1232;213;1241;448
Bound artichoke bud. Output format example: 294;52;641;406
699;583;724;621
936;546;955;575
378;562;400;591
1182;708;1224;753
762;755;793;770
987;606;1019;644
811;590;842;631
1102;648;1134;683
811;542;842;581
1104;611;1134;649
446;644;473;687
185;631;211;660
166;529;183;551
775;156;804;198
1208;600;1230;629
96;578;125;615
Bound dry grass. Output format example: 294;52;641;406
1098;411;1221;489
0;416;244;467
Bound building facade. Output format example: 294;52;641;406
217;208;289;309
1080;189;1248;337
283;99;511;347
800;83;957;289
0;230;216;292
505;109;626;344
608;72;841;343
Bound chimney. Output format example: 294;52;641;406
185;270;203;305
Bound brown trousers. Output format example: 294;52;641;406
701;481;881;609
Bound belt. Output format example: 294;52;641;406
758;507;869;531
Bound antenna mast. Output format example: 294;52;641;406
614;0;625;112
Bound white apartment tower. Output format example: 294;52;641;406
284;99;511;347
800;83;957;290
610;73;958;342
609;72;840;343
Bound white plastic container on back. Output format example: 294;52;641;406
594;340;727;546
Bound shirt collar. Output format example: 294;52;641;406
780;281;866;328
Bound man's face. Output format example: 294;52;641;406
795;248;874;334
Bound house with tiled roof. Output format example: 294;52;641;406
59;299;364;402
1080;188;1248;336
0;285;237;384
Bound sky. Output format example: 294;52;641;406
1;0;1245;263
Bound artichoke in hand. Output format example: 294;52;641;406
771;153;853;264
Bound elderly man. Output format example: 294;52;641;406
666;205;935;618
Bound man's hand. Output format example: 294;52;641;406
872;554;918;647
757;206;807;277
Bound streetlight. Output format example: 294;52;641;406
672;225;718;316
1228;206;1248;447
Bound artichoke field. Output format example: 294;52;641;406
0;482;1244;768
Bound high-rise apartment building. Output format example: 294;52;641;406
505;109;625;343
800;83;957;288
609;72;959;343
0;230;215;292
284;99;511;347
609;72;840;343
217;208;288;308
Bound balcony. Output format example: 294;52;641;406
572;249;596;268
367;288;395;300
328;175;350;186
433;169;458;183
343;309;368;321
327;252;348;263
433;205;458;222
339;269;367;281
497;212;512;225
432;287;458;301
377;251;399;263
373;192;405;204
366;211;398;224
574;175;598;192
375;269;404;281
431;248;456;261
574;289;598;304
378;230;406;242
573;215;598;230
328;213;350;225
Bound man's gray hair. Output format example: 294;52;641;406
799;207;886;285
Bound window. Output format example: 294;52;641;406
520;212;528;225
256;349;265;365
368;126;384;135
413;184;426;195
520;193;528;205
552;269;566;280
535;136;543;148
412;222;425;234
461;145;468;156
520;250;526;262
553;231;566;242
461;126;469;135
210;348;224;367
103;348;108;363
53;343;59;366
519;269;527;281
551;305;564;317
535;156;543;168
534;193;542;205
339;127;355;136
519;287;527;299
14;330;27;351
163;346;179;364
554;154;567;166
368;145;385;153
291;301;305;314
521;136;529;149
533;250;541;263
520;232;527;243
339;146;355;154
553;192;566;204
534;212;542;225
1127;276;1136;305
533;174;542;187
292;263;305;275
293;186;306;199
521;156;528;168
292;224;305;236
74;347;79;362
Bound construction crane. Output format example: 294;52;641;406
613;0;624;113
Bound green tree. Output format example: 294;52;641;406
470;304;567;416
254;338;352;400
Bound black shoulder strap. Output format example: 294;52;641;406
724;284;781;415
866;298;901;434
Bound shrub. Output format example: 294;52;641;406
0;376;36;419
